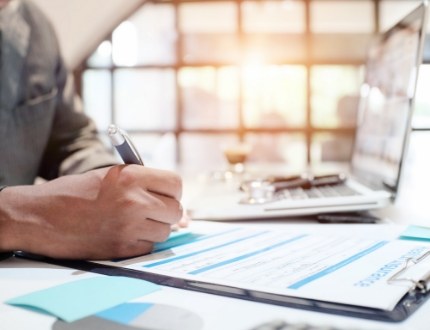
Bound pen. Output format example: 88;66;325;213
108;124;144;165
108;125;184;233
316;212;380;224
261;173;347;192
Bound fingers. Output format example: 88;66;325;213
172;209;191;230
143;167;182;200
134;219;171;243
99;239;156;260
103;165;183;225
106;219;171;259
143;192;183;225
119;189;183;226
111;165;183;200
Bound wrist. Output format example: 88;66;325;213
0;186;15;252
0;183;71;257
0;186;13;260
0;186;29;253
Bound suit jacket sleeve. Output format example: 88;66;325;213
35;26;118;179
38;58;119;180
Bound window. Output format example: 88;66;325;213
81;0;429;172
413;65;430;129
310;1;374;33
311;65;363;128
113;69;176;131
379;1;421;32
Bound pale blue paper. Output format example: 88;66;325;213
399;225;430;241
96;302;152;324
6;276;160;322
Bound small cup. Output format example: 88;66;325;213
222;143;252;174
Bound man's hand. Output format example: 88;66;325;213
0;165;183;260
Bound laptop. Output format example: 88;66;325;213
187;2;428;221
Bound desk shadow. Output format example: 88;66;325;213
52;303;204;330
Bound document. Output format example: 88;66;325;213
95;224;430;311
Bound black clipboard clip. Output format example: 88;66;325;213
387;250;430;294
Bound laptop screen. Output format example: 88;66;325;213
350;2;428;194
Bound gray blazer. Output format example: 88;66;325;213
0;0;117;185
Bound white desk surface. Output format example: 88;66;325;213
2;133;430;330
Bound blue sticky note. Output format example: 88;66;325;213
153;230;203;252
168;230;191;240
399;225;430;242
96;302;153;324
111;231;201;263
6;276;160;322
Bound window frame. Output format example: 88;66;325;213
77;0;427;167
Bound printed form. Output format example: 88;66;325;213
96;225;430;311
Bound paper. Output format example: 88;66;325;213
6;276;160;322
95;225;430;311
400;225;430;241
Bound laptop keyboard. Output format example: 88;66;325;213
276;183;361;200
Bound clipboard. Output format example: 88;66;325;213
15;250;430;323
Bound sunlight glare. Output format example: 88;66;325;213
113;21;138;66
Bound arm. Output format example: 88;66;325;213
38;60;118;179
34;0;117;178
0;165;183;259
0;2;184;260
19;0;118;180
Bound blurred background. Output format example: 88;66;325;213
33;0;430;175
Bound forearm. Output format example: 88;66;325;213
0;185;61;254
0;180;103;258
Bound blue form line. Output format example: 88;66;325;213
288;241;388;289
188;234;307;275
144;230;269;268
153;227;242;253
113;228;242;262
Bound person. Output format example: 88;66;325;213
0;0;184;260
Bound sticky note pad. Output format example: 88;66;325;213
399;225;430;242
6;276;160;322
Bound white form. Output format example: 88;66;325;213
95;224;430;311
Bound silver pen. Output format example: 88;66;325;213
108;124;144;165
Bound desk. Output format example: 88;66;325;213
1;222;430;330
2;135;430;330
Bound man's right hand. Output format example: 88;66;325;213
0;165;183;260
